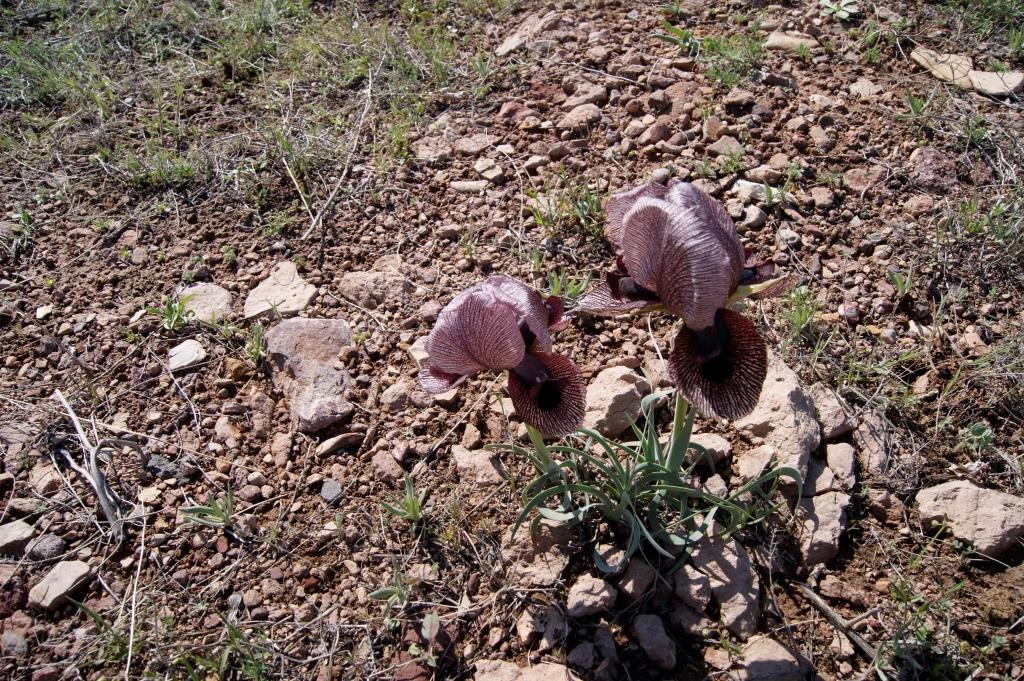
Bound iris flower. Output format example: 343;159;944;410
579;180;793;420
418;276;585;437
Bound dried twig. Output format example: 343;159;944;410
795;581;878;663
53;389;135;546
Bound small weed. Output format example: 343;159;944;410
783;285;818;345
527;174;603;239
701;34;764;87
181;486;235;531
820;0;860;22
720;150;745;175
221;245;237;266
818;171;843;190
369;560;413;616
0;208;34;264
957;421;994;453
653;21;699;57
1009;28;1024;59
862;45;882;64
544;269;591;306
795;44;812;62
146;296;193;332
889;265;915;299
382;473;429;527
245;323;267;363
353;330;370;345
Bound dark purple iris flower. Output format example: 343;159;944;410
579;179;794;420
419;276;585;437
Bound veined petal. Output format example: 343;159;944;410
488;275;553;353
577;282;655;316
426;285;526;375
418;366;466;394
668;310;768;420
605;181;669;246
506;351;585;437
666;181;745;283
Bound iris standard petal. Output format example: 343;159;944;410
506;350;586;437
426;286;526;376
488;275;553;353
665;181;745;283
577;272;661;316
605;180;669;246
667;309;768;420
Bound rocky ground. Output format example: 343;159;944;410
1;0;1023;679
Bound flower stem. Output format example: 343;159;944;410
665;390;695;474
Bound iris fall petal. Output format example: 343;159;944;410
506;350;586;437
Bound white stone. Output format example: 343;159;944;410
180;283;233;323
917;480;1024;557
243;261;316;319
168;339;207;372
582;367;648;436
28;560;92;610
0;520;34;554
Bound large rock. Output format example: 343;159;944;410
733;352;819;481
690;534;760;639
265;318;353;433
451;445;504;486
335;255;416;311
243;261;316;319
494;11;561;57
566;574;616;618
410;136;452;166
501;520;577;587
916;480;1024;557
843;165;886;195
853;411;888;476
180;283;233;323
967;70;1024;97
806;383;853;439
28;560;91;610
797;492;851;566
674;564;711;611
582;367;647;436
730;636;805;681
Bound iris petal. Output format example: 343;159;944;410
668;309;768;420
426;289;526;376
418;366;466;394
488;275;553;353
605;181;669;246
577;278;660;316
506;351;586;437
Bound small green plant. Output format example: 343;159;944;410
369;560;413;614
382;473;428;526
407;612;441;668
545;269;591;306
875;578;966;680
0;208;34;264
495;391;800;569
961;115;990;150
221;245;237;266
527;174;603;239
720;150;745;175
353;330;370;345
783;285;818;344
181;486;235;530
958;421;994;453
795;44;812;62
889;265;914;299
1009;28;1024;59
653;21;699;57
862;45;881;64
69;598;134;663
701;34;764;87
820;0;859;21
245;323;267;362
901;92;928;120
146;295;193;332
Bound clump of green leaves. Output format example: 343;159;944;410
820;0;860;21
245;323;267;363
653;21;699;57
545;269;591;306
0;208;34;265
495;391;800;570
383;473;429;527
146;295;193;332
181;486;235;530
701;34;764;87
783;285;819;345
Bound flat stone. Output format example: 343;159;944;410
475;660;578;681
733;352;819;482
0;520;34;554
691;534;759;639
631;614;676;670
27;534;66;561
243;261;316;319
371;449;404;483
28;560;91;610
690;432;732;469
265;318;353;433
797;492;851;566
917;480;1024;557
618;558;656;602
315;432;363;456
168;339;207;372
826;443;856;491
668;600;713;636
180;283;233;324
853;411;889;476
707;135;743;157
807;383;853;439
334;255;416;311
453;133;496;156
556;104;602;133
451;445;504;486
501;520;577;587
410;136;452;165
450;180;488;194
967;70;1024;96
849;78;882;98
563;82;608;109
909;146;958;193
494;11;560;57
731;635;805;681
843;165;886;195
320;479;343;506
582;367;647;436
764;31;819;52
566;574;617;618
910;47;973;88
674;564;711;611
